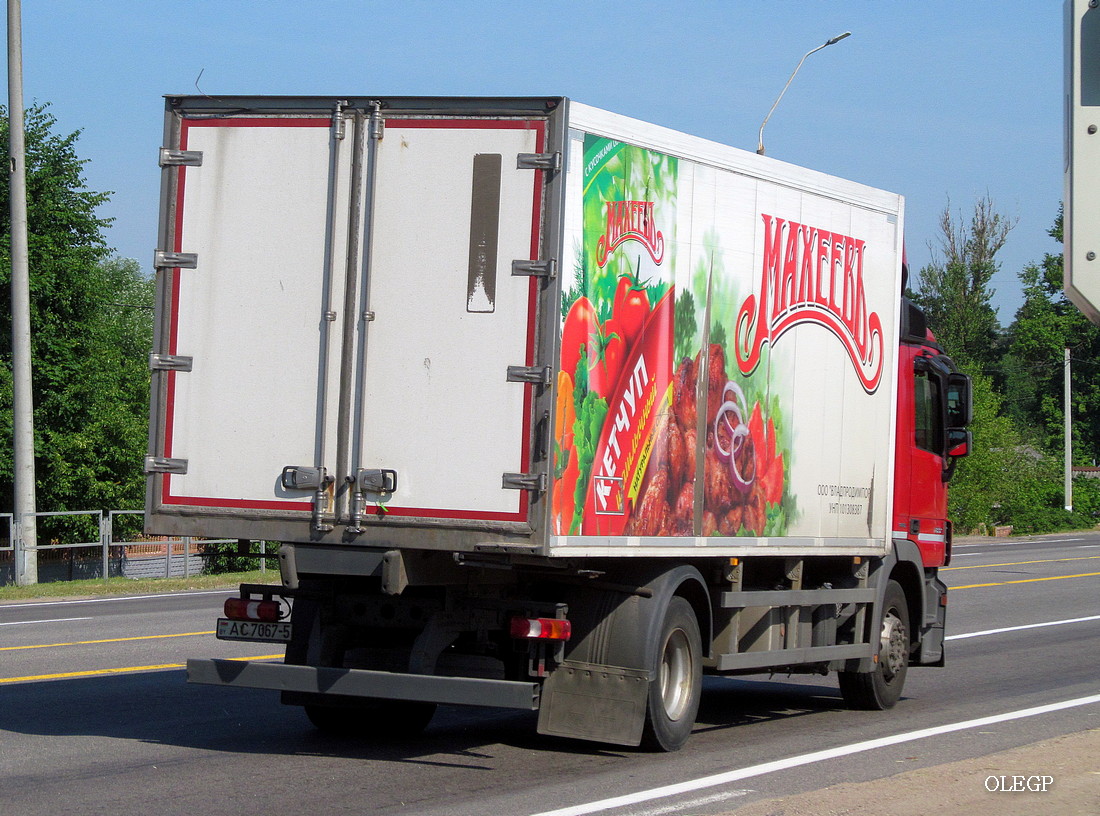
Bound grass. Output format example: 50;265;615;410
0;569;280;602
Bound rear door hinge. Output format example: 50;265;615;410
144;456;189;475
506;365;552;385
517;152;561;171
154;250;197;270
149;353;193;372
502;472;546;492
159;148;203;167
511;259;556;279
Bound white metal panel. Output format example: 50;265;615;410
787;192;901;542
1065;0;1100;323
163;120;349;510
358;122;541;521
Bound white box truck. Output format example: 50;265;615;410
148;96;971;750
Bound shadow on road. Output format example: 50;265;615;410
0;669;853;763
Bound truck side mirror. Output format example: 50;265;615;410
946;373;972;427
946;428;971;458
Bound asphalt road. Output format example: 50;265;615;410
0;534;1096;816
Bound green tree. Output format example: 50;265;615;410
910;196;1025;532
0;104;153;527
911;196;1015;370
947;367;1042;532
946;207;1100;533
1006;210;1100;464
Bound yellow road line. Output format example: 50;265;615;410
950;571;1100;590
0;654;283;685
943;556;1100;571
0;631;216;652
4;567;1093;680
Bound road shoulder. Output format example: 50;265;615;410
723;728;1100;816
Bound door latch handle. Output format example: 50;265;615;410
357;468;398;494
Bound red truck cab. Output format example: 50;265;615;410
893;296;972;568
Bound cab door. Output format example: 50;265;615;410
895;348;951;565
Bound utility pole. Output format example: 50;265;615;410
8;0;38;584
1065;348;1073;512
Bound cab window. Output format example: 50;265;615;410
914;371;944;454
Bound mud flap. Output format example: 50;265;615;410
913;572;948;666
536;563;709;746
537;660;650;746
915;622;946;667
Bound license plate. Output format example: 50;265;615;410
216;618;292;643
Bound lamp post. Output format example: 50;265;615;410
757;31;852;156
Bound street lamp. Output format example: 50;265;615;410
757;31;852;156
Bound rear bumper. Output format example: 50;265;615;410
186;658;541;710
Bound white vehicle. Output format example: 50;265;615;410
147;96;969;750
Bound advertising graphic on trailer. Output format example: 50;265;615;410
552;133;898;542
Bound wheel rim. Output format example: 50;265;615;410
879;609;907;682
659;627;693;720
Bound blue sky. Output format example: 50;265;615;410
6;1;1062;321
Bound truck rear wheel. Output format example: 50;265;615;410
838;579;910;710
305;699;437;738
641;596;702;751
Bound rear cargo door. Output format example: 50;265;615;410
153;115;351;515
355;119;545;524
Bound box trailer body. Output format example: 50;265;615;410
148;96;970;750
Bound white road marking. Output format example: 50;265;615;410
0;616;92;626
624;789;752;816
527;694;1100;816
946;615;1100;640
0;589;229;609
953;538;1092;550
948;548;1100;557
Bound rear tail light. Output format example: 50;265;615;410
510;616;571;641
224;597;281;622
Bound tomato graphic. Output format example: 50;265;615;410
612;274;634;316
748;401;764;448
765;416;777;464
588;320;626;400
561;296;597;382
748;402;784;505
612;272;651;350
615;286;650;349
762;452;784;505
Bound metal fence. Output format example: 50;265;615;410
0;510;269;586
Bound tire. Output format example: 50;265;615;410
839;579;910;710
641;596;702;751
305;699;437;738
